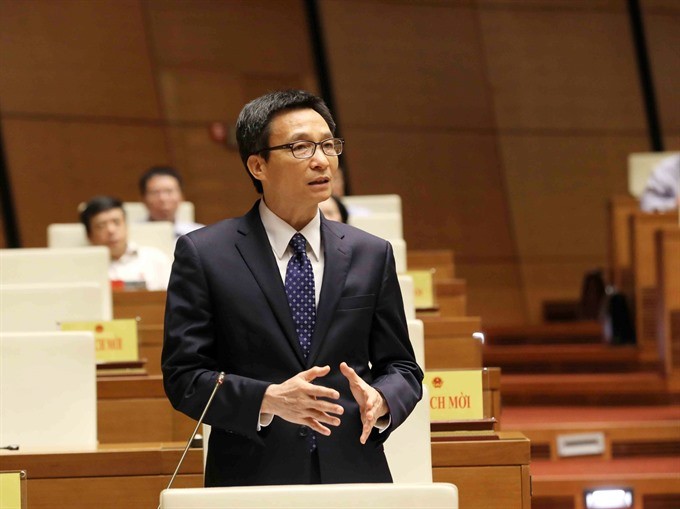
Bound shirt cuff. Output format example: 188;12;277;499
257;412;274;431
375;414;391;433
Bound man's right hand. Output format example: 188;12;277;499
260;365;344;435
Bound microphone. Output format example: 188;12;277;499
158;371;225;509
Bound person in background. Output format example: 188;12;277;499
331;166;346;197
640;154;680;212
318;195;348;223
139;166;204;237
80;195;171;291
162;90;422;487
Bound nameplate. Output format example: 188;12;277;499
0;471;24;509
61;319;139;363
406;269;435;310
424;370;484;421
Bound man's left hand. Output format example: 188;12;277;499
340;361;389;444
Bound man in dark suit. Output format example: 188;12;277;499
162;90;422;486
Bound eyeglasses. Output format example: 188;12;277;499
258;137;344;160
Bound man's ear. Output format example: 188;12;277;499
246;154;266;184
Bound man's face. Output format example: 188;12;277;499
143;175;183;221
87;208;128;260
252;108;336;210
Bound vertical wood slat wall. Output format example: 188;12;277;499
0;0;678;326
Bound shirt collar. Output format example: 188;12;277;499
258;200;321;262
124;241;139;256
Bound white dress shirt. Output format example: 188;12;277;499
108;241;172;291
257;200;390;432
258;200;324;306
640;154;680;212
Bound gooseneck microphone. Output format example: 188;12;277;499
158;371;226;509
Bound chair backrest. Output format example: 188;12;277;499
0;331;97;450
390;238;407;274
48;221;175;259
407;319;425;370
349;213;403;240
0;247;112;319
0;283;108;332
383;317;431;482
384;384;433;483
398;274;416;320
123;201;195;223
628;151;680;198
342;194;402;215
160;483;457;508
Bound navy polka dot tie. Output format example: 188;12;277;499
285;233;316;359
285;233;317;451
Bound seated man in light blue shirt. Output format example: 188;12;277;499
139;166;204;237
640;154;680;212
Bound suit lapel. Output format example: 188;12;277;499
307;218;351;366
235;203;306;367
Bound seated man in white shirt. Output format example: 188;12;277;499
80;195;171;291
139;166;204;237
640;154;680;212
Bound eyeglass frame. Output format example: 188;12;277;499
256;137;344;160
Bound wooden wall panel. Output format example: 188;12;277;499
165;126;259;225
144;0;319;225
456;261;528;326
0;0;160;119
321;0;495;130
476;0;624;9
0;0;319;248
320;0;524;325
343;128;516;258
478;2;645;131
145;0;314;74
642;0;680;134
498;135;649;259
1;119;168;247
476;1;651;323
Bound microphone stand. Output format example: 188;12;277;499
158;372;225;509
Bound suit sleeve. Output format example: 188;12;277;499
368;242;424;436
161;235;270;443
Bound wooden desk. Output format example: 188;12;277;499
420;316;483;369
0;443;202;509
113;290;166;375
631;212;678;359
96;371;502;441
1;435;531;509
407;249;456;280
97;376;196;443
432;431;531;509
657;227;680;377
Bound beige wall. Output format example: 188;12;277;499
1;0;678;326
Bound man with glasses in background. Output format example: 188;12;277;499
139;166;204;238
162;90;422;486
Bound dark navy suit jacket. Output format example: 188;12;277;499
162;201;423;486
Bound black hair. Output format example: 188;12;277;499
235;90;336;193
138;166;184;195
331;195;349;223
80;195;124;235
